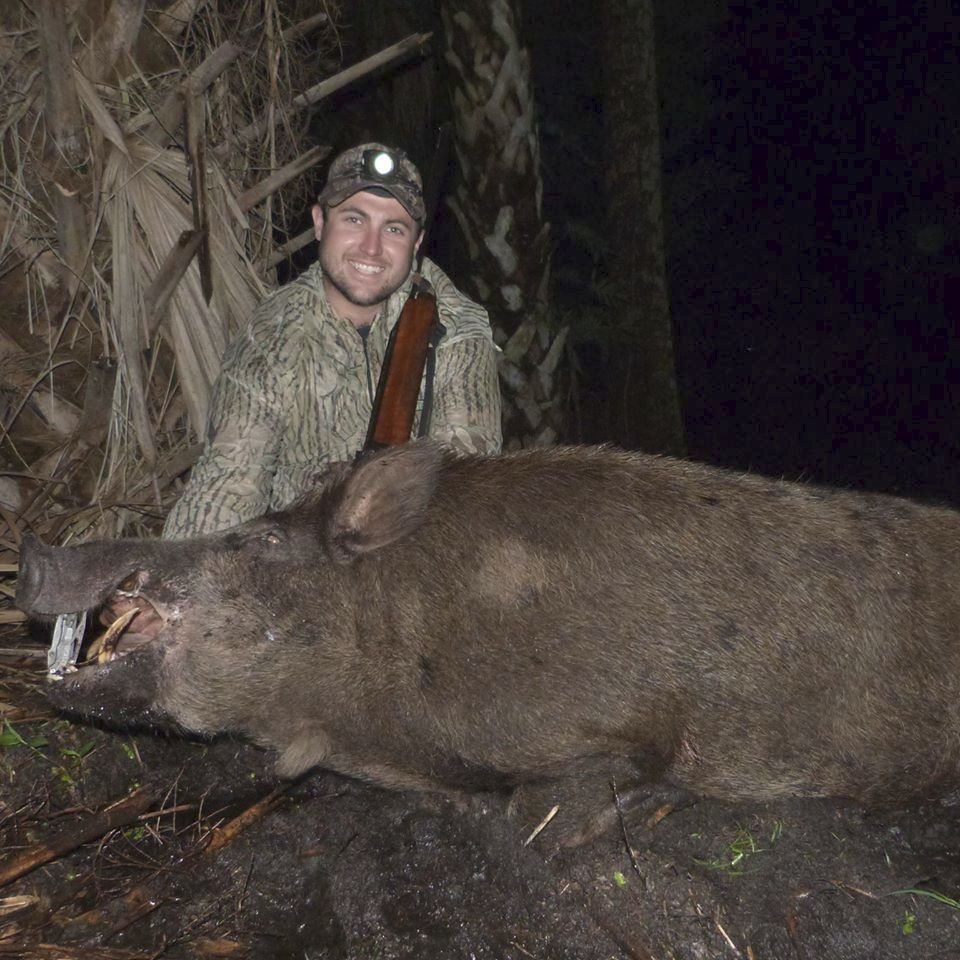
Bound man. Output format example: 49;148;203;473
163;142;502;539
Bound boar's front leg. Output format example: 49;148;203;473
273;722;475;806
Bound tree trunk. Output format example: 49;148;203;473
440;0;565;448
601;0;685;456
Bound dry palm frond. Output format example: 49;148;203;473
0;0;343;553
101;135;263;462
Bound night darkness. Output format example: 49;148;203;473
527;0;960;502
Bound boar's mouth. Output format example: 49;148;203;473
53;570;176;679
44;572;176;727
83;587;168;666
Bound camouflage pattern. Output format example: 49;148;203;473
162;257;502;539
318;143;425;223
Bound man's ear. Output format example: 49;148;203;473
414;229;424;254
311;204;324;241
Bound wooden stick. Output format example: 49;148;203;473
36;0;84;168
290;31;432;113
183;87;212;302
140;15;328;146
139;41;243;145
78;0;146;85
153;0;204;41
51;785;289;937
66;884;161;940
263;225;315;269
203;783;291;855
229;32;432;149
143;229;204;337
36;0;89;284
0;945;156;959
0;785;157;889
280;12;330;43
236;145;330;213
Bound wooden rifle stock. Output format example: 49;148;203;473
362;126;451;454
363;275;441;451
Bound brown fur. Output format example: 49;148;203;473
18;441;960;843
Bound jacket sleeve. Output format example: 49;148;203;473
417;259;502;454
162;318;286;540
428;334;503;455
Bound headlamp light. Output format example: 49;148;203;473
361;149;399;182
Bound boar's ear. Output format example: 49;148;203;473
326;441;442;562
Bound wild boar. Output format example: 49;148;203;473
16;441;960;839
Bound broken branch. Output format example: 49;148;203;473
139;41;243;145
263;225;315;270
0;945;156;959
203;783;291;855
236;145;330;213
0;785;157;889
228;32;432;150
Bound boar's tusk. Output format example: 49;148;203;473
87;607;141;665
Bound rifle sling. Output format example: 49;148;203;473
417;313;445;438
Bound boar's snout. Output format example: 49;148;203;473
16;534;156;617
16;534;50;616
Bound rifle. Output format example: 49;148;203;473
362;126;450;453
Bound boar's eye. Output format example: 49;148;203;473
227;526;285;551
118;570;148;594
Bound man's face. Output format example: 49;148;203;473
312;191;423;319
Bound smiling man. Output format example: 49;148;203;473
163;143;502;538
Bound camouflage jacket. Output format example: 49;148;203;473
163;257;502;538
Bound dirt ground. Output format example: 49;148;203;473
2;631;960;960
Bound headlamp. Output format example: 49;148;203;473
320;144;424;222
361;149;399;182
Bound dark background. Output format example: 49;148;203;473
526;0;959;501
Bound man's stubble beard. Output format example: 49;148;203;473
319;244;415;308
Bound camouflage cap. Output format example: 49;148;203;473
318;143;425;224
